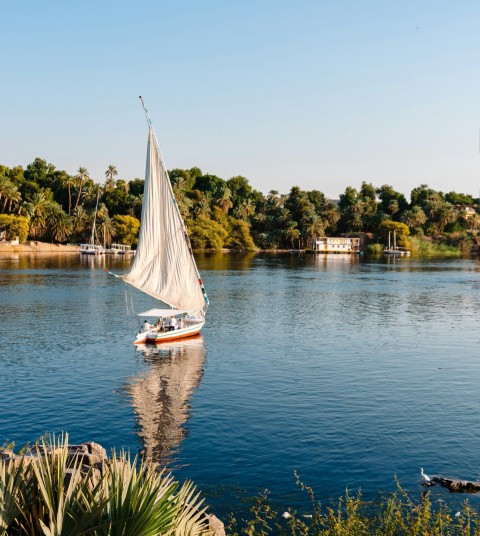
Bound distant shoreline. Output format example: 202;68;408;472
0;241;79;253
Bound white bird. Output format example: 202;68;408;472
420;468;431;483
282;512;292;519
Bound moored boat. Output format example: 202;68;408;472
384;231;410;257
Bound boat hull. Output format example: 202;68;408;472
384;249;411;256
134;321;205;344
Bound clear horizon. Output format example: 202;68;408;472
1;1;480;200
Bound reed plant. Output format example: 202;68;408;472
0;434;212;536
408;236;460;257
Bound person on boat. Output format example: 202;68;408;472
168;316;177;331
143;320;152;332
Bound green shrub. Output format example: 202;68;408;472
0;214;29;243
409;236;461;257
365;243;383;255
112;215;140;246
228;475;480;535
188;215;228;250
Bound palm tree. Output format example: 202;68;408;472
22;193;49;238
82;182;101;208
435;203;457;234
117;179;129;193
105;165;117;190
284;222;300;248
64;174;77;214
303;214;325;244
72;205;88;236
45;202;72;242
194;198;211;218
216;187;233;214
99;215;115;245
235;199;256;221
401;205;426;233
172;176;187;197
388;200;400;217
132;194;144;219
322;202;340;232
469;213;480;231
73;167;90;210
1;182;22;213
266;190;282;210
345;200;364;231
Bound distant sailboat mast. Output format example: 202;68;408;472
90;188;101;246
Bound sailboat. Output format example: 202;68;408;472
383;230;411;257
118;98;209;344
80;189;104;255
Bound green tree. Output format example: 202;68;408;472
0;214;29;242
401;205;427;234
376;184;408;217
226;218;256;250
227;175;253;209
102;188;131;216
71;206;88;238
444;191;474;205
105;164;118;190
128;178;145;197
22;192;49;238
0;178;22;213
99;215;115;245
284;221;300;248
378;220;410;247
188;215;228;249
73;167;90;210
112;214;140;245
24;158;56;190
45;202;72;242
216;186;233;214
193;174;226;198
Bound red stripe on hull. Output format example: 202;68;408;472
134;327;202;344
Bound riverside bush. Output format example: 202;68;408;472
228;474;480;535
408;236;460;257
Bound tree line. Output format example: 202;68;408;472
1;158;479;251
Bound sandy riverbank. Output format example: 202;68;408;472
0;241;79;253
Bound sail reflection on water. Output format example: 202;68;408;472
129;336;205;465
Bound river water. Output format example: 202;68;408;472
1;252;480;517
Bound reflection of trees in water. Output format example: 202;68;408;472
129;336;205;465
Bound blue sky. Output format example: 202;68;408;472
1;1;479;199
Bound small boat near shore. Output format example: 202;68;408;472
105;243;134;255
384;231;410;257
80;243;104;255
80;190;105;255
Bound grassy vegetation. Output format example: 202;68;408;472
366;236;464;257
228;474;480;535
408;236;461;257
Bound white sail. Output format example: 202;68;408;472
123;127;207;312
